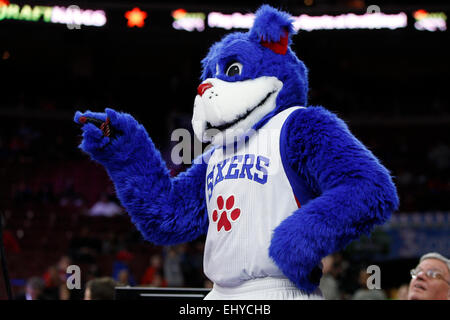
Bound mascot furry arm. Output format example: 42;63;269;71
74;5;399;294
74;109;209;245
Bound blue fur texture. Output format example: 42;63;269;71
248;4;295;43
201;6;308;129
75;5;399;294
271;106;399;292
74;109;209;245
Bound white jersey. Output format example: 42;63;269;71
203;106;304;287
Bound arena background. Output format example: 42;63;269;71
0;0;449;300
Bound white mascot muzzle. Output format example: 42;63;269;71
192;76;283;146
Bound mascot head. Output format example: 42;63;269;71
192;5;309;146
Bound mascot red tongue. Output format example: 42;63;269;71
74;5;399;299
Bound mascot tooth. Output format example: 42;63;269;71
75;5;399;299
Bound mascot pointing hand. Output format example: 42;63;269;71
75;5;399;299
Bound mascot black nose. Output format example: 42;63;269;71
198;82;213;97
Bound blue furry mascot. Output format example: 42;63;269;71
75;5;399;299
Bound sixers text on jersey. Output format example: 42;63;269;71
206;153;270;201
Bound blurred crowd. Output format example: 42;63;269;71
2;117;449;213
13;243;212;300
12;250;449;300
319;252;449;300
1;0;449;300
0;96;449;301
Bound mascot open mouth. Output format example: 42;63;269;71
192;76;283;145
205;89;277;132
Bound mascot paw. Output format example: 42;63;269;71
269;232;322;294
74;108;147;163
74;110;110;153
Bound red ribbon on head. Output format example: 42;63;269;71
261;30;289;55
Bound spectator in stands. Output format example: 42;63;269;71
140;254;167;287
149;271;167;287
181;241;205;287
88;193;123;217
59;283;71;300
408;252;450;300
15;277;46;300
112;250;136;286
43;255;76;299
163;246;184;287
351;265;387;300
84;277;117;300
42;265;62;299
57;255;72;282
116;269;132;286
319;254;341;300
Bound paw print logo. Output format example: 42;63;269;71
212;195;241;232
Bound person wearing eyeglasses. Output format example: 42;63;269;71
408;252;450;300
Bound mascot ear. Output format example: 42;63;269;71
249;5;295;55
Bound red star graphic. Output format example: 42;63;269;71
125;7;148;28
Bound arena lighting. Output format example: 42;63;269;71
125;7;147;28
0;2;107;27
293;12;408;31
413;9;447;32
207;11;408;31
52;6;106;27
172;8;205;32
208;11;254;30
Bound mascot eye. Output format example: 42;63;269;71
226;62;243;77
